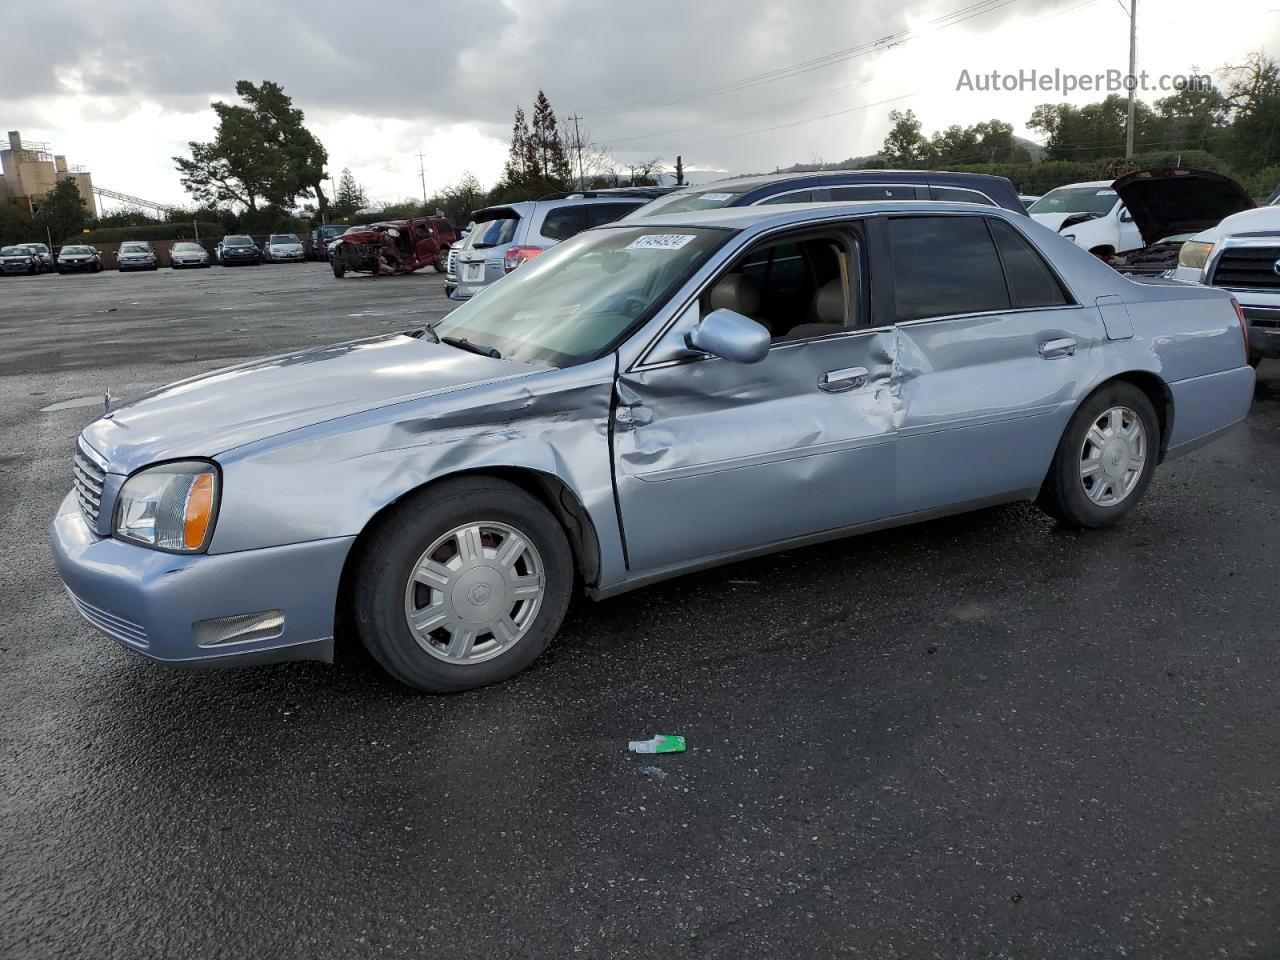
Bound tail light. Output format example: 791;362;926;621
1230;297;1251;364
503;246;544;273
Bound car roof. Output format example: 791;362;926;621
598;199;1028;232
473;196;649;218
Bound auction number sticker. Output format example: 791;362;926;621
697;192;733;201
625;234;697;251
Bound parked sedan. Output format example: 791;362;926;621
169;241;210;269
264;233;305;263
55;245;103;273
26;242;56;272
51;202;1254;693
218;235;261;266
117;241;158;271
0;244;42;275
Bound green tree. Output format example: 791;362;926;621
1220;52;1280;171
332;167;368;218
1154;81;1228;154
502;107;532;187
0;200;34;245
32;179;89;243
174;80;328;212
234;80;330;214
881;110;929;166
1029;94;1160;160
530;90;571;187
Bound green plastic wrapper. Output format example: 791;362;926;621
628;734;686;754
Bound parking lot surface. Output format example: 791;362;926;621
2;264;1279;959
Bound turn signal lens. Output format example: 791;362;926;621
184;472;215;549
1178;241;1214;272
503;245;544;273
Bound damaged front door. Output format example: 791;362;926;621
613;330;899;573
612;227;901;573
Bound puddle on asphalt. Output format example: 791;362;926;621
41;395;104;412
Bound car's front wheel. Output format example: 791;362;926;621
332;257;346;278
352;477;574;693
434;249;448;273
1037;381;1159;528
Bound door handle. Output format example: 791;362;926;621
1039;337;1077;359
818;366;869;393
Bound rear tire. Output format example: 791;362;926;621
1037;381;1159;528
352;477;574;693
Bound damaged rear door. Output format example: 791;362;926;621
612;222;900;573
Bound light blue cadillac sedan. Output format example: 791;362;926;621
52;202;1256;692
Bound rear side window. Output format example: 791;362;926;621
831;184;922;201
930;186;997;206
585;203;641;227
988;219;1070;308
888;216;1010;321
539;206;589;242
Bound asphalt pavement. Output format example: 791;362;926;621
1;263;1278;959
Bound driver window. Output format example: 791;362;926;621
699;231;862;341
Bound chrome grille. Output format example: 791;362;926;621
72;440;107;526
446;246;460;276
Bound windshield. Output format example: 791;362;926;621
1;246;25;256
621;186;752;220
434;225;728;366
270;234;298;243
1029;187;1119;217
342;226;367;235
121;243;149;253
172;242;202;252
61;245;91;254
224;236;253;246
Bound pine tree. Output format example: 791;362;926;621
530;91;571;188
503;107;531;186
332;167;367;217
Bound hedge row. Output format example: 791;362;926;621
81;222;224;243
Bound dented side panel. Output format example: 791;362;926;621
210;357;628;586
613;331;899;572
892;305;1107;512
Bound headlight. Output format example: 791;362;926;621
1178;241;1214;272
114;461;219;552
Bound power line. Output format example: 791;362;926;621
581;0;1019;118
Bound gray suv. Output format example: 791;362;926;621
450;192;659;299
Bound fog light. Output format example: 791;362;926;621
193;610;284;647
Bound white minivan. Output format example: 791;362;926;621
1029;181;1144;257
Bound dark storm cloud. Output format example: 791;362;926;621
0;0;1064;170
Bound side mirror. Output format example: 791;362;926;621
685;308;771;364
1120;207;1134;223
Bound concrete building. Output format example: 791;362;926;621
0;130;95;215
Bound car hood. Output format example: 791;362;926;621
1029;212;1080;232
1113;168;1255;247
1191;204;1280;242
82;333;540;473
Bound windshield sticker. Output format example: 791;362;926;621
1095;189;1117;195
697;193;733;201
625;234;698;251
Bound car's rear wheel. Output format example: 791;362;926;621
352;477;574;693
1037;381;1159;528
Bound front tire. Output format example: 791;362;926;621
434;248;449;273
332;257;346;278
1037;381;1159;528
352;477;574;693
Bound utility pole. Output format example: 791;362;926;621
417;151;428;206
1125;0;1137;158
568;114;586;190
675;155;684;186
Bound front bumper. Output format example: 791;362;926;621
1;262;35;273
59;260;97;271
50;492;353;667
1239;305;1280;359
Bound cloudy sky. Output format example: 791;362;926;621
1;0;1276;213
